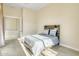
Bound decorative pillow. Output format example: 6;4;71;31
41;30;49;35
50;28;58;36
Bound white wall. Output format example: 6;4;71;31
37;4;79;51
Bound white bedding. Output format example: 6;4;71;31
21;34;58;56
32;35;54;47
21;35;44;56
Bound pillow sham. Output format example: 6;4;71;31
41;30;49;35
50;28;58;36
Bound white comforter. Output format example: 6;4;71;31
32;35;54;47
21;34;55;56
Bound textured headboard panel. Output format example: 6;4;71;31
44;25;60;29
44;25;60;41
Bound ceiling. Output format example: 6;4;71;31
5;3;48;11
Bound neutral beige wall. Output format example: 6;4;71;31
3;4;22;18
37;4;79;50
23;8;37;35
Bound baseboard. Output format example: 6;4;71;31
60;44;79;52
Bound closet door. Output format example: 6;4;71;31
4;17;20;40
0;4;5;46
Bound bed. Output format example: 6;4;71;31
20;25;60;56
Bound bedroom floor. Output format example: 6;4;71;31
0;39;79;56
51;46;79;56
0;39;26;56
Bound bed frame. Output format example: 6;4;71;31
44;25;60;45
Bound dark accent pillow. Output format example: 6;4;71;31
48;29;50;35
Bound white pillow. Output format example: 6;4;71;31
42;30;48;35
50;28;58;36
